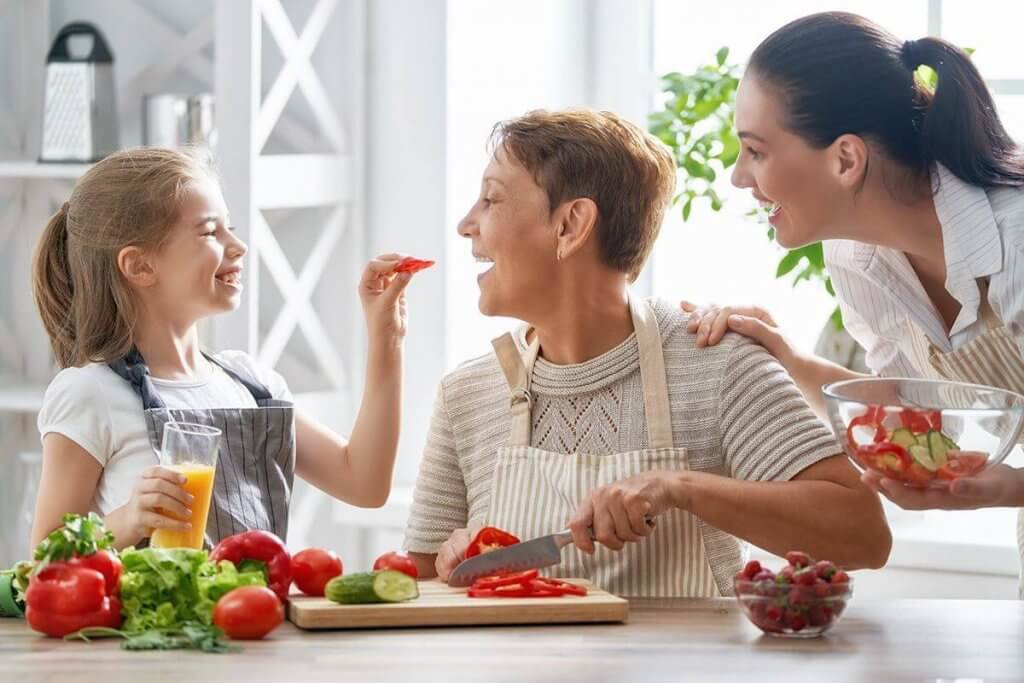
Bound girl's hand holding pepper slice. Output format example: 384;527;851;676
393;256;435;275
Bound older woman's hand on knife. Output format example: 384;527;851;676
567;471;679;553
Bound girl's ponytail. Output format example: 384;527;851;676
905;37;1024;187
32;202;77;367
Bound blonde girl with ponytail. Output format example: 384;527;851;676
31;147;418;549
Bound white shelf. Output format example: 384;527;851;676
0;382;46;413
0;161;92;180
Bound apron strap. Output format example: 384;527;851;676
108;349;167;411
490;297;675;450
492;332;540;447
204;353;274;402
629;298;674;450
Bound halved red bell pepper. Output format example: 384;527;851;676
464;527;520;558
24;563;122;637
210;530;292;602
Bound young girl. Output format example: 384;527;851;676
29;146;420;550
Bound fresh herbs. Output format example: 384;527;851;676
33;513;115;568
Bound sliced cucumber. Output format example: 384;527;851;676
941;434;960;451
926;430;949;468
889;428;918;449
325;570;419;605
909;444;938;471
915;433;931;448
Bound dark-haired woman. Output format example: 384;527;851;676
684;11;1024;596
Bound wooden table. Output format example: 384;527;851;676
2;598;1022;682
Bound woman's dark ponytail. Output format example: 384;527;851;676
903;37;1024;187
749;12;1024;191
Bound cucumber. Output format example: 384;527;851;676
926;430;949;468
941;433;960;451
915;433;931;448
889;428;917;449
909;444;938;471
325;570;419;604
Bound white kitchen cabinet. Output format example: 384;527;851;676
0;0;367;565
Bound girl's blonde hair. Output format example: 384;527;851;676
32;146;218;368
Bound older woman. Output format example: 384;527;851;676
403;109;891;597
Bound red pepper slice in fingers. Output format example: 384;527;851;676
394;257;435;274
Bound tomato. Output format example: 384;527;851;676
291;548;343;597
213;586;284;640
937;451;989;480
372;551;419;579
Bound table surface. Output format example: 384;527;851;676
2;598;1022;683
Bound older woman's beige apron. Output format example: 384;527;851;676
481;298;719;598
906;281;1024;597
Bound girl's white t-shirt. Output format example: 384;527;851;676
37;351;292;517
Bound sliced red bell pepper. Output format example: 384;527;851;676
846;405;887;448
394;257;435;274
24;563;122;638
210;530;292;602
472;570;539;589
464;527;520;559
857;442;911;476
905;462;936;486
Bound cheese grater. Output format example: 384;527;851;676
40;22;119;163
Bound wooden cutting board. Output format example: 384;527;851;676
287;579;629;630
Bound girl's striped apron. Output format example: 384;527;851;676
108;350;295;547
483;297;718;598
905;280;1024;597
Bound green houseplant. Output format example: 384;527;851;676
649;48;841;328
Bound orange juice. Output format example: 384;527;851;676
150;462;216;549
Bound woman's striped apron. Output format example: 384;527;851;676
906;280;1024;597
483;297;719;598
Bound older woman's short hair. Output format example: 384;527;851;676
490;109;676;280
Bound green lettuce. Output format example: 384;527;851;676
119;547;266;633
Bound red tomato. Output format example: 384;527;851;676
213;586;283;640
373;551;419;579
291;548;343;597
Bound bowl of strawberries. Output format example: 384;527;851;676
734;551;852;638
823;378;1024;488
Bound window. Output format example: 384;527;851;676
652;0;1024;573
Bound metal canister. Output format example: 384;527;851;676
187;93;216;148
142;94;187;147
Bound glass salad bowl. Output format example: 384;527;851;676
822;378;1024;488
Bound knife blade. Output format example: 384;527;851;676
447;516;654;588
447;529;573;588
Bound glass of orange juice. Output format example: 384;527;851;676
150;422;220;549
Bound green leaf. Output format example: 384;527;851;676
716;47;729;67
33;513;115;569
776;250;804;277
830;306;844;331
825;277;836;297
682;197;693;221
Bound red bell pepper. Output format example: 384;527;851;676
899;408;943;434
394;257;435;274
857;442;911;476
24;563;122;637
210;530;292;602
32;513;122;595
846;405;887;449
464;527;521;558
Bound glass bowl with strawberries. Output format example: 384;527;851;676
734;551;852;638
822;378;1024;489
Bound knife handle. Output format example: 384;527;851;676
557;514;656;547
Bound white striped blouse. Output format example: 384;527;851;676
825;164;1024;378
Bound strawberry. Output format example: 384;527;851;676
741;559;762;579
813;578;831;598
813;560;837;580
785;551;813;569
794;568;817;586
831;569;850;584
785;610;807;632
776;565;795;585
